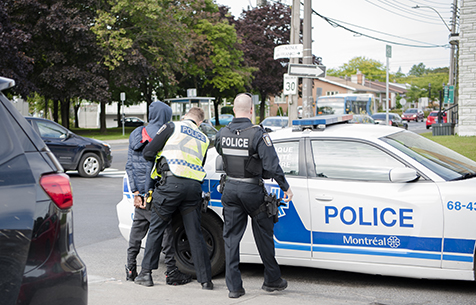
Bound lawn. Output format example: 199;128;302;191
72;127;135;141
421;132;476;161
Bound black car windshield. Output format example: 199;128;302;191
382;131;476;181
372;113;394;120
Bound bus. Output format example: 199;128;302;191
315;93;374;116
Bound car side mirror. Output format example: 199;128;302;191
389;167;419;183
264;127;273;133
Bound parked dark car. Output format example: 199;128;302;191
25;116;112;177
0;77;87;305
119;117;145;127
349;114;376;124
402;108;424;122
371;113;408;129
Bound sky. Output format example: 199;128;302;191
215;0;456;75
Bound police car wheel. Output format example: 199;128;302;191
172;211;225;277
78;153;101;178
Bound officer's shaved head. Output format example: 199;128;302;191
233;93;253;118
184;107;205;125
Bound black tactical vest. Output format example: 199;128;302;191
220;125;262;178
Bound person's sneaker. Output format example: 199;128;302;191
134;271;154;287
165;267;192;285
262;278;287;292
125;265;137;281
228;288;245;298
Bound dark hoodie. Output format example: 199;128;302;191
125;101;172;194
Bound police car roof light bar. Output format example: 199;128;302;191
292;114;353;131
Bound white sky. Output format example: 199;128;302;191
215;0;456;75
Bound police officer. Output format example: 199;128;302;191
124;100;191;286
215;93;293;299
135;107;213;290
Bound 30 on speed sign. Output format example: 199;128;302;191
283;74;297;95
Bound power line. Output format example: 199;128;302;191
311;8;448;48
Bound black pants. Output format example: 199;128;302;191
141;176;212;283
221;180;281;292
127;207;176;271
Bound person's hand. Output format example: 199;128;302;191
283;187;293;202
133;194;143;208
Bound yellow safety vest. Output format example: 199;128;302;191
151;120;209;182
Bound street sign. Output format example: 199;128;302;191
444;85;455;104
400;98;406;106
274;44;303;60
288;64;326;78
386;45;392;58
283;74;298;95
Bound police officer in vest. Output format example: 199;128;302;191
215;93;293;298
134;107;213;290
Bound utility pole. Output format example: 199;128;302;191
288;0;300;126
448;0;458;124
302;0;313;118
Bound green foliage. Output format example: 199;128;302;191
396;73;448;104
327;56;386;81
221;106;233;114
277;106;284;116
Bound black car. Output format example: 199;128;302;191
25;117;112;177
371;112;408;130
119;117;145;127
0;77;87;305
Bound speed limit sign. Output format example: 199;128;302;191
283;74;297;95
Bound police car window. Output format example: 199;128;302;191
37;121;68;139
274;141;299;176
311;140;405;181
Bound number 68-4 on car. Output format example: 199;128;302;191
117;115;476;281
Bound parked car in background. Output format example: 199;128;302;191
210;114;234;126
261;116;289;131
371;113;408;130
120;117;145;127
0;77;87;305
25;116;112;177
402;108;424;122
349;114;376;124
426;111;448;129
199;122;218;146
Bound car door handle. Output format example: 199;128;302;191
315;195;333;201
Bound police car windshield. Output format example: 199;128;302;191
382;131;476;181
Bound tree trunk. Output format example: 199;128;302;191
60;98;71;129
117;102;121;127
74;99;80;128
214;97;221;125
100;101;107;134
259;91;266;123
53;100;59;123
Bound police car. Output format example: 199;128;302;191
116;114;476;281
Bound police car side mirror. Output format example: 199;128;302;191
215;155;225;173
389;167;419;183
264;127;273;133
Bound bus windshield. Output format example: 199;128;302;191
316;94;373;116
316;97;345;115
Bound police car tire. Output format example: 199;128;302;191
172;211;225;278
77;153;101;178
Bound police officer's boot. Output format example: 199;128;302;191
134;269;153;287
262;278;288;292
125;265;137;281
165;267;192;285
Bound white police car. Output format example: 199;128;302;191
116;115;476;281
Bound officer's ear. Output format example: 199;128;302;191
215;155;225;173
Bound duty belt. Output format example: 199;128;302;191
226;176;262;185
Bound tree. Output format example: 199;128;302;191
7;0;109;128
408;63;428;77
327;56;386;81
0;1;35;97
235;2;291;122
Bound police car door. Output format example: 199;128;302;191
270;139;312;259
306;138;444;270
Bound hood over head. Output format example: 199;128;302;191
129;100;172;151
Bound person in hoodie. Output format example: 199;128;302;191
124;100;192;286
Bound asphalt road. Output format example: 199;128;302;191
72;129;476;305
